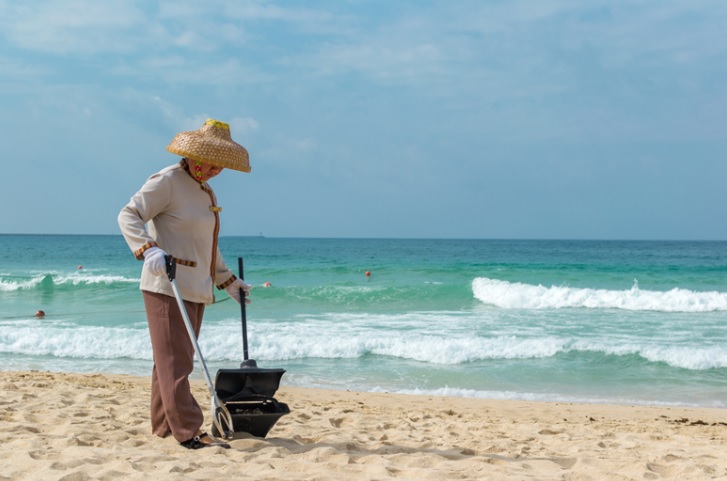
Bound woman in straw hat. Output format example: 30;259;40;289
118;119;251;449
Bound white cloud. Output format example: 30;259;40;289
312;40;444;84
0;0;149;54
153;58;273;86
0;56;52;78
230;116;260;135
217;0;334;24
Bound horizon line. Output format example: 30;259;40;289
0;233;725;243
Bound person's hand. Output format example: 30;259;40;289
144;247;168;276
225;278;252;304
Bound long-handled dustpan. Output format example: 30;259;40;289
164;256;235;440
211;257;290;439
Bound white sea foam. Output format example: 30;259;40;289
0;276;45;291
571;340;727;370
472;277;727;312
376;386;726;408
203;319;727;370
638;345;727;370
0;325;153;360
54;273;139;285
0;273;138;291
0;318;566;365
239;331;567;365
3;310;726;372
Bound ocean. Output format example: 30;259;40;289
1;235;726;408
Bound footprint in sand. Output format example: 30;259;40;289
68;434;104;447
55;470;93;481
28;450;60;461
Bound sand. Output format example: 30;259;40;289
1;370;726;481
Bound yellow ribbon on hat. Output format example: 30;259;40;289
205;119;230;130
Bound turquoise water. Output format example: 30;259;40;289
1;235;726;408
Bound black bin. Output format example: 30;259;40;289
212;367;290;439
222;398;290;438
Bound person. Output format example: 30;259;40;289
118;119;252;449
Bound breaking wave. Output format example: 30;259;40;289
472;277;727;312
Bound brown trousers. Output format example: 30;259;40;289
142;290;205;442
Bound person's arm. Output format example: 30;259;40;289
214;247;236;288
117;173;172;259
215;249;252;304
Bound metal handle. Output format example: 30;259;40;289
165;255;176;281
238;257;250;362
165;255;234;439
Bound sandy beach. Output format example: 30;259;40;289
1;370;726;481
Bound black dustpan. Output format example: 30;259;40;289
211;257;289;439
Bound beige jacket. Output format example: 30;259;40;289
118;161;236;304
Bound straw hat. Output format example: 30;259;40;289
166;119;250;173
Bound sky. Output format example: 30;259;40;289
1;0;726;240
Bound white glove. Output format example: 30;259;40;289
225;278;252;304
144;247;168;276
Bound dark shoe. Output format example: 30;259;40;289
180;432;230;450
